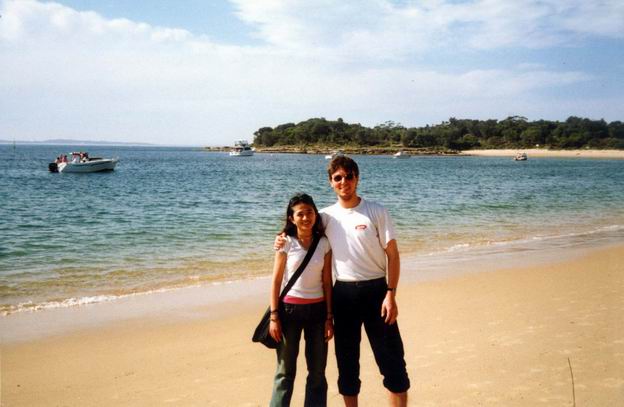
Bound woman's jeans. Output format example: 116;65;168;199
270;301;328;407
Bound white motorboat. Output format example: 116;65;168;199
393;151;411;159
229;140;254;156
514;152;528;161
49;152;118;173
325;150;344;160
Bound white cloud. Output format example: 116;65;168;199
0;0;619;145
231;0;624;57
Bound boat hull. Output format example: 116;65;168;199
58;159;118;173
229;150;254;157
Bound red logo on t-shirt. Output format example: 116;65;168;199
355;225;367;230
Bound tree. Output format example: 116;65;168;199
252;117;623;150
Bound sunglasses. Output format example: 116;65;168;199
332;173;355;183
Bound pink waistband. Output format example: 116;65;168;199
283;295;324;304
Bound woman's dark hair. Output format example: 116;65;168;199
281;193;324;238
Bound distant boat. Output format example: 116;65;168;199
514;152;528;161
393;151;411;159
325;150;344;160
49;152;118;173
230;140;254;157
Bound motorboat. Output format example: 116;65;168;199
513;152;528;161
393;151;411;159
49;152;118;173
229;140;254;157
325;150;344;160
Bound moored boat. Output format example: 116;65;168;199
229;140;254;156
393;151;411;159
49;152;118;173
514;152;528;161
325;150;344;160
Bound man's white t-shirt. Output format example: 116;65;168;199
320;198;396;282
279;235;331;298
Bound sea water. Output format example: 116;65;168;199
1;144;623;314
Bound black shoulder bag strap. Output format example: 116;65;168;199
278;235;321;300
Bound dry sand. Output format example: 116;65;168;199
2;245;623;406
461;149;624;159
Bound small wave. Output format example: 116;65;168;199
0;274;273;316
420;223;624;257
447;243;471;252
527;224;624;241
1;290;174;316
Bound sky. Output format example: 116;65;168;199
1;0;622;146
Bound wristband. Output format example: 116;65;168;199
387;287;396;292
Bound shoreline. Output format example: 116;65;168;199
460;148;624;159
216;145;624;158
2;224;623;337
2;242;622;405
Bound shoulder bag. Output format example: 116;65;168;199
252;235;321;348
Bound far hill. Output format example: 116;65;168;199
0;139;154;146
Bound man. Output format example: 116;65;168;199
277;156;410;406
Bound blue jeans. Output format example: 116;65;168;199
270;301;328;407
333;278;410;396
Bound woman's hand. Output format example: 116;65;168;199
324;319;334;342
269;319;282;342
273;233;287;251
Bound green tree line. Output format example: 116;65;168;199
253;116;624;150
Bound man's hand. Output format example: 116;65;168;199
381;293;398;324
274;233;287;251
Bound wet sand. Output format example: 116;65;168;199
2;244;623;406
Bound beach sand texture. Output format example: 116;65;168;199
2;245;623;406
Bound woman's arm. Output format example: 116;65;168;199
269;250;287;342
322;250;334;342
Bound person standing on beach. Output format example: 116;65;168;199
276;157;410;406
268;193;334;407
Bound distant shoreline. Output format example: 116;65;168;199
230;145;624;158
460;149;624;159
1;140;154;147
244;146;460;155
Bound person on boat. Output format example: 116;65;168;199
275;157;410;406
268;193;334;407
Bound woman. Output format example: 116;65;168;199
269;193;334;407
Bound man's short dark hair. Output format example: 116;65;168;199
327;156;359;179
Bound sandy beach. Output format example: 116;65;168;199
460;149;624;159
2;244;623;406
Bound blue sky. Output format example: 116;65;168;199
1;0;622;146
54;0;258;44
